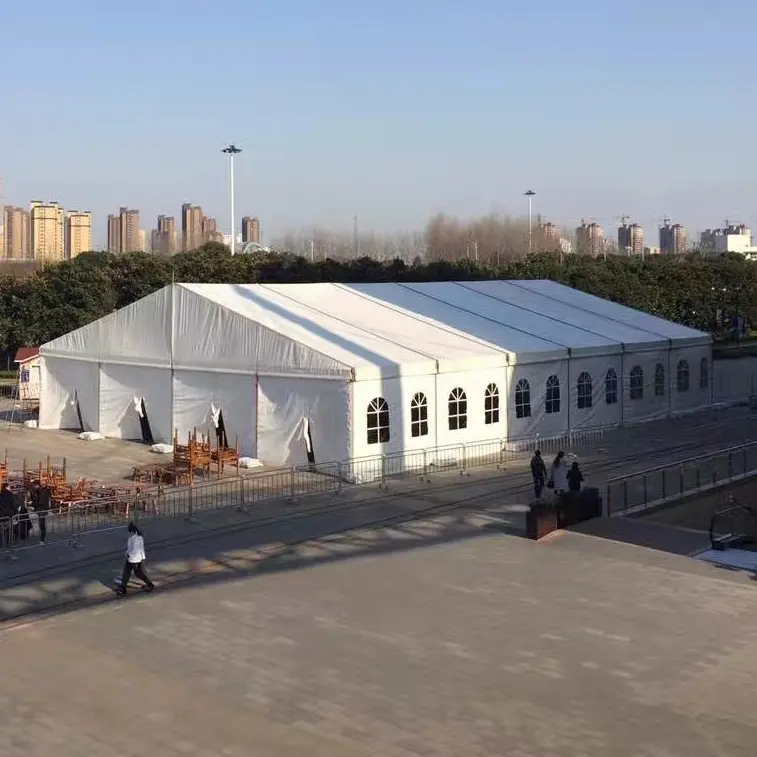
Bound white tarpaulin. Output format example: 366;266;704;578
39;281;712;460
39;357;99;431
98;364;172;442
172;370;256;456
41;287;172;365
257;376;350;466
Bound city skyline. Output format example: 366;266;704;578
1;182;754;253
2;2;756;249
4;190;755;261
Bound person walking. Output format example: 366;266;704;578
567;461;584;493
0;483;16;550
117;523;155;596
530;450;547;500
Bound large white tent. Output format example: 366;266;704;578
38;281;712;467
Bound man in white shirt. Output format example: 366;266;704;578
117;522;155;596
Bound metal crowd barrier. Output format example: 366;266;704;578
1;426;607;557
605;440;757;516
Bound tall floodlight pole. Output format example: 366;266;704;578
524;190;536;254
222;145;242;254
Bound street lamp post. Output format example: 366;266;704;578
524;190;535;254
222;144;242;255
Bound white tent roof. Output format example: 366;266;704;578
512;279;710;347
40;280;710;381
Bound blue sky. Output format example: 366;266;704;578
1;0;755;246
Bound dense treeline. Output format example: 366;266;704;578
0;242;753;361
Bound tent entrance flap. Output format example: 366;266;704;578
214;407;229;449
303;417;315;465
74;391;84;433
134;397;154;445
172;371;256;457
98;365;172;442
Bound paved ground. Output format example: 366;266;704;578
642;477;757;532
5;406;757;612
0;424;159;485
2;515;757;756
0;405;756;754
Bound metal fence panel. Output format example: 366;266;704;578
606;440;757;515
1;426;612;557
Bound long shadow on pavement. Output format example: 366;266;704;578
0;493;526;627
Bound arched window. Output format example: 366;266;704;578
654;363;665;397
484;383;500;425
410;392;429;438
448;388;467;431
700;358;709;390
514;379;531;419
605;368;618;405
630;366;644;400
366;397;390;444
577;371;593;409
677;360;690;393
545;375;560;414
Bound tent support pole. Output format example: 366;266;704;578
620;352;625;424
667;341;673;417
254;373;259;459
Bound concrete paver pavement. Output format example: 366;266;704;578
1;519;757;756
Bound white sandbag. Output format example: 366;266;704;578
78;431;103;441
23;420;38;429
239;457;263;469
150;443;173;454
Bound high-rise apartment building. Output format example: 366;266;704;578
151;215;177;256
30;201;65;261
3;206;30;259
107;207;141;253
659;221;687;255
700;224;755;256
182;203;204;252
107;214;121;254
537;221;559;251
202;215;217;241
120;207;140;252
575;220;605;257
618;222;644;255
65;211;92;259
241;216;260;245
201;215;224;244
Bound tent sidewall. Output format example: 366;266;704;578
39;357;100;432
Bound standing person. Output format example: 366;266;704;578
14;497;31;543
0;483;16;549
34;483;51;545
117;523;155;596
551;451;568;494
567;461;584;493
530;450;547;500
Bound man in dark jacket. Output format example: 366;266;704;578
0;484;16;549
530;450;547;500
32;483;51;544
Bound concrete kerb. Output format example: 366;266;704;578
611;470;757;519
